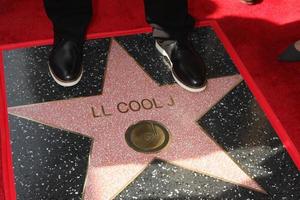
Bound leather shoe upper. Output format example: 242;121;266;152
158;40;207;89
49;37;83;83
278;43;300;62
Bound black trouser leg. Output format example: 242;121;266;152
144;0;195;40
43;0;193;41
43;0;92;41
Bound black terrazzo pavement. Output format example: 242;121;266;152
115;159;267;200
4;39;110;107
3;26;299;200
199;82;300;200
4;27;236;107
115;26;238;85
9;115;92;200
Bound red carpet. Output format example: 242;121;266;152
0;0;300;198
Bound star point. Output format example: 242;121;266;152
8;41;264;199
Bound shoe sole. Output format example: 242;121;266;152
240;0;255;4
155;41;207;93
48;63;83;87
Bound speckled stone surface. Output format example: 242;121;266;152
3;39;110;107
8;115;92;200
115;26;238;85
3;26;299;200
9;41;261;200
115;159;267;200
199;82;300;200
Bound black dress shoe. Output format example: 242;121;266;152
156;39;207;92
49;37;84;87
278;42;300;62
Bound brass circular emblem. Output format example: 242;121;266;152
125;120;170;153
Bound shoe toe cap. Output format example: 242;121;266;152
50;59;82;81
49;47;82;82
190;78;207;88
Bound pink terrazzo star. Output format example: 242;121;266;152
9;40;264;199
